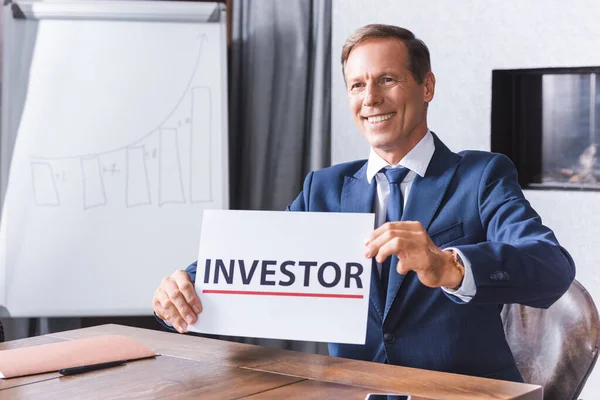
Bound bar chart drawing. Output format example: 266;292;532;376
30;162;60;206
191;87;212;203
159;128;186;206
26;35;217;211
81;157;107;210
126;146;152;207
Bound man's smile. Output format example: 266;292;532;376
362;112;396;123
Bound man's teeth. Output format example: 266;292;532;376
367;113;395;123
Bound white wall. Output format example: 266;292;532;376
332;0;600;397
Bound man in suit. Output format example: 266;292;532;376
153;24;575;382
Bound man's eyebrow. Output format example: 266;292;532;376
347;72;390;81
376;70;405;78
345;71;407;84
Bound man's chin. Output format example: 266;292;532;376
365;134;394;150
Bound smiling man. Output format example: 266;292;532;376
153;24;575;382
344;35;434;166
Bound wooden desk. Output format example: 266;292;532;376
0;324;542;399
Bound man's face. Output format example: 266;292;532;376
344;38;435;163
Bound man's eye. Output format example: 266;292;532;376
381;77;394;84
351;83;364;90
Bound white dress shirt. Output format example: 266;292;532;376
366;131;475;302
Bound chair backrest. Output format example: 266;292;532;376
0;319;4;343
501;280;600;400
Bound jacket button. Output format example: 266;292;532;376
383;333;395;344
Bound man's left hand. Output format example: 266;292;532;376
364;221;463;289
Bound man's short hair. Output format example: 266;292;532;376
341;24;431;84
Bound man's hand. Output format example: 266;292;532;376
153;270;202;333
364;221;463;289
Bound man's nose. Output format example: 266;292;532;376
362;85;383;107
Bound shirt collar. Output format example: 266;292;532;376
366;130;435;184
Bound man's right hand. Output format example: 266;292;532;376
153;270;202;333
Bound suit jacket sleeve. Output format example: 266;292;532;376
286;171;314;212
454;154;575;308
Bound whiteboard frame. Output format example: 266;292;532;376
11;1;221;22
0;1;229;317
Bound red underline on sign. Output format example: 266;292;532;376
202;289;363;299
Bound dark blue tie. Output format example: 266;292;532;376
381;167;410;289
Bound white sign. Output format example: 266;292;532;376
189;210;375;344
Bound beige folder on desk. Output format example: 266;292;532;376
0;335;156;379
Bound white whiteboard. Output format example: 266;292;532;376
0;1;228;316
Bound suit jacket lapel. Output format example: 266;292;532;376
341;162;384;320
384;133;461;320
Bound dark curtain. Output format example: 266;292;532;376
229;0;331;211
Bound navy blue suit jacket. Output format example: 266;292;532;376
182;133;575;382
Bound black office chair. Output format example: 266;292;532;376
501;280;600;400
0;320;4;342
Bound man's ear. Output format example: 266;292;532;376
423;71;436;103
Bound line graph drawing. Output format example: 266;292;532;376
30;162;60;206
29;35;207;161
26;34;216;210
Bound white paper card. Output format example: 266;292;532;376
189;210;375;344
